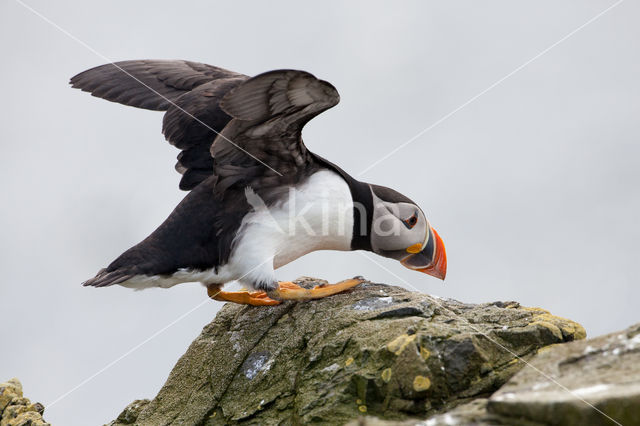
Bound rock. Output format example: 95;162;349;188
348;400;501;426
487;323;640;425
0;378;49;426
111;278;585;425
409;399;496;426
0;379;22;413
352;323;640;425
111;400;151;425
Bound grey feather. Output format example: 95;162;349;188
71;60;248;190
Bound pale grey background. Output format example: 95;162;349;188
1;1;638;425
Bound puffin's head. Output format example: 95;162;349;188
368;185;447;280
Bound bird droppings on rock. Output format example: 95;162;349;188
572;384;611;397
242;351;272;380
107;279;590;425
322;363;340;373
351;296;394;311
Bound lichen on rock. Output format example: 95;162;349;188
0;379;22;414
110;278;586;425
0;378;49;426
355;324;640;425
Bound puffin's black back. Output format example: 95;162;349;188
85;177;249;286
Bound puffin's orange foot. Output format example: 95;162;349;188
269;278;365;301
278;281;304;290
207;285;280;306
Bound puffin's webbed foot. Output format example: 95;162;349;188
267;278;364;301
207;285;280;306
207;278;364;306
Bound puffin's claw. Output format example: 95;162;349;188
207;285;280;306
268;278;365;301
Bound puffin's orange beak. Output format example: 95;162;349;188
400;227;447;280
418;227;447;280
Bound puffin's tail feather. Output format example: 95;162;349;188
82;268;134;287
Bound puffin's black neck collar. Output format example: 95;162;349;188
344;178;373;251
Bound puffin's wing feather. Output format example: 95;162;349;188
210;70;340;191
220;69;339;122
70;60;244;111
161;76;247;190
70;60;249;190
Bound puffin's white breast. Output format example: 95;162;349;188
232;169;355;273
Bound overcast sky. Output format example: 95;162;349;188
1;1;639;425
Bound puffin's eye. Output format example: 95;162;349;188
403;213;418;229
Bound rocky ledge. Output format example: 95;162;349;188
108;278;598;425
0;378;49;426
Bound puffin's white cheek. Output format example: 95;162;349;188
372;215;403;237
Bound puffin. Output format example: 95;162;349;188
71;60;447;306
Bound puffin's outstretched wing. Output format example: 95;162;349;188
69;60;244;110
70;64;339;192
70;60;248;190
212;70;340;192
